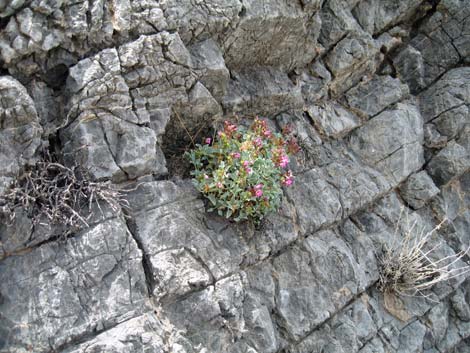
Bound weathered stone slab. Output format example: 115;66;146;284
0;217;147;353
222;68;303;116
344;75;410;118
399;171;440;209
349;103;424;185
222;0;319;71
0;76;42;195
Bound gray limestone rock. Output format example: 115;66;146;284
149;247;212;300
273;243;332;340
325;32;381;96
0;217;147;353
286;158;390;234
189;38;230;100
273;229;368;341
349;103;424;185
300;60;332;103
358;338;386;353
352;0;423;35
394;46;426;93
181;82;222;125
222;0;319;71
395;1;470;92
243;265;279;352
62;313;170;353
399;171;440;209
0;0;27;17
162;0;242;44
125;181;249;298
162;274;248;352
61;47;160;181
117;32;197;126
434;104;469;141
344;75;410;118
431;173;470;225
425;302;450;346
424;124;448;149
398;320;427;353
0;76;42;195
222;68;304;116
285;168;341;233
306;101;361;139
318;0;363;50
292;296;377;353
246;197;299;262
0;1;169;78
427;141;470;186
61;32;205;181
418;68;470;124
325;33;377;78
0;0;469;352
340;220;381;288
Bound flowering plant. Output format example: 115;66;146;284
186;118;300;223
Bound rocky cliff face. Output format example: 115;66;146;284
0;0;469;352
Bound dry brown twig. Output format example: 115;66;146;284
0;157;128;233
378;209;470;298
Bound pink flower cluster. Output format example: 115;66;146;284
251;184;264;198
279;155;289;168
224;120;237;136
272;148;290;169
254;137;263;147
243;160;252;174
252;118;272;139
281;170;294;186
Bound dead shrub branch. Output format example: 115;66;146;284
0;158;127;232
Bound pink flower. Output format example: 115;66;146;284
232;152;241;159
216;182;223;189
282;170;294;186
250;184;263;197
279;155;289;168
205;137;212;145
242;160;253;174
282;178;293;186
254;137;263;147
263;129;272;138
204;174;209;179
224;121;237;135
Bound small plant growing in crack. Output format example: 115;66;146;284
186;118;300;223
0;152;127;233
377;212;470;298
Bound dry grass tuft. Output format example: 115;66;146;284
378;213;470;298
0;157;127;232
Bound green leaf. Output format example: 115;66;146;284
207;194;217;205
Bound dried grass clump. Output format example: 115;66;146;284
378;216;470;298
0;158;126;231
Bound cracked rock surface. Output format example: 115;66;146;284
0;0;470;352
